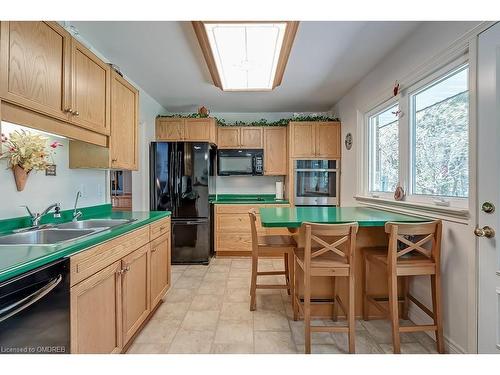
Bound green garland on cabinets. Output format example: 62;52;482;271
156;114;340;126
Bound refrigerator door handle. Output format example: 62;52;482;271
176;150;182;206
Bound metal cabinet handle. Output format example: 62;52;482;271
72;110;79;116
151;247;158;253
64;108;73;113
0;275;62;323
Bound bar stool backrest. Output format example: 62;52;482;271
248;209;259;254
302;222;359;268
384;221;442;264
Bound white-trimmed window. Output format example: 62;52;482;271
368;102;399;194
364;57;470;209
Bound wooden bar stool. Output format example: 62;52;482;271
248;210;296;311
293;222;358;354
362;220;444;354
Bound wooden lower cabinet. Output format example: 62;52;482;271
150;233;171;308
214;204;290;256
70;219;171;353
121;244;150;344
70;261;123;354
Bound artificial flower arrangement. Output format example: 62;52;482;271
0;129;62;191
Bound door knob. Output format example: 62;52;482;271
474;226;495;238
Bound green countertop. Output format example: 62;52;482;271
259;206;429;228
210;194;289;205
0;204;170;283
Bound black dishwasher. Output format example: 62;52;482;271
0;258;70;354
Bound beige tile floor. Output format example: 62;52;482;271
127;257;439;354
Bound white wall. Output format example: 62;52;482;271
0;122;106;219
332;21;482;353
132;89;167;211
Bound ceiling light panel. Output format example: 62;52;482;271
204;23;287;91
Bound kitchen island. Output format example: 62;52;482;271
259;206;429;318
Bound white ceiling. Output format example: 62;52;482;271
69;21;420;113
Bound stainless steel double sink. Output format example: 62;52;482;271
0;219;136;246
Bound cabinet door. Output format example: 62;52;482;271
156;118;184;140
290;122;316;157
184;118;211;141
122;244;150;344
71;38;110;135
110;71;139;170
0;21;71;121
150;233;171;309
217;127;240;148
70;261;123;354
240;127;263;148
316;122;341;158
264;127;287;175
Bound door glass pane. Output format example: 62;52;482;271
368;104;399;192
411;65;469;197
295;171;337;197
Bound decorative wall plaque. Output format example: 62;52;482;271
345;132;353;150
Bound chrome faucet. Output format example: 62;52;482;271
73;191;83;222
23;203;61;227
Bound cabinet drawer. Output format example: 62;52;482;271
70;226;150;286
216;213;264;233
150;217;171;240
216;233;252;253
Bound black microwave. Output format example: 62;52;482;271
217;149;264;176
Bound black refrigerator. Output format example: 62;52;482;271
150;142;216;264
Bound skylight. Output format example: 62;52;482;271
192;22;298;91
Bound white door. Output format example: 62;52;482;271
477;22;500;353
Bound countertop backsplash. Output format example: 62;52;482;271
215;175;284;195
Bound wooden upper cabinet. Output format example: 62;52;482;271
70;261;123;354
0;21;71;121
68;71;139;171
184;118;216;142
217;127;240;148
264;127;287;175
217;126;263;149
121;244;150;344
0;21;113;142
110;71;139;170
150;233;171;309
155;117;216;142
289;121;341;158
316;122;341;158
70;39;110;135
290;122;315;157
156;118;184;140
240;127;263;148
